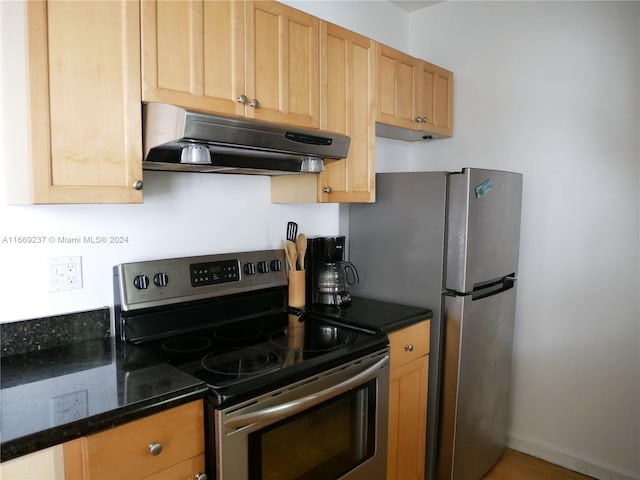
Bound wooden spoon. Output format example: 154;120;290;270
295;233;307;270
286;240;298;272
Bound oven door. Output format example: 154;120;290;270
214;349;389;480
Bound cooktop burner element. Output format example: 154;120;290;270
201;347;283;387
214;324;264;341
114;249;388;407
163;336;212;353
269;324;357;352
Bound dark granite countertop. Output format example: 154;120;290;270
0;299;429;462
308;296;432;333
0;337;207;462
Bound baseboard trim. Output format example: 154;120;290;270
507;433;639;480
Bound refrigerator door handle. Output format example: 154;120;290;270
471;275;516;300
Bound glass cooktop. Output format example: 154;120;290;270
132;310;387;407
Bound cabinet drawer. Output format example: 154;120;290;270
79;401;204;480
389;320;430;370
144;454;205;480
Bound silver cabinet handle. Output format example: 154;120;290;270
323;186;332;194
148;442;163;456
195;473;208;480
404;344;414;352
249;98;259;108
415;117;424;123
236;94;247;104
132;180;143;190
224;355;389;429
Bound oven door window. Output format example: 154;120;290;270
248;380;376;480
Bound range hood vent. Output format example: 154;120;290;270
142;103;350;175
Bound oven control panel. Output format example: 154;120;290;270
115;249;288;311
190;259;239;286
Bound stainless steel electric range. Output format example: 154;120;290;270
114;249;390;480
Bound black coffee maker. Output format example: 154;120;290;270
307;236;359;307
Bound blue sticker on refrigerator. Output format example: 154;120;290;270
475;178;492;198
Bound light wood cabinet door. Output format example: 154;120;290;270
63;401;205;480
376;42;453;139
417;60;453;137
376;43;420;131
142;0;319;128
318;21;375;203
388;355;429;480
245;1;319;127
141;0;245;117
387;320;430;480
7;1;143;204
271;21;375;203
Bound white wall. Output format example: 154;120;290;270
379;2;638;480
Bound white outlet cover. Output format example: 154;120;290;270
48;256;83;292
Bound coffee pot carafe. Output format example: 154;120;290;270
307;236;360;307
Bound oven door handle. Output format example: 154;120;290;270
224;355;389;430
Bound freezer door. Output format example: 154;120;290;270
437;284;517;480
446;169;523;293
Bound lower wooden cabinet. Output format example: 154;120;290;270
387;320;430;480
63;401;205;480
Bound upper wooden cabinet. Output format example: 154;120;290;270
418;60;453;137
376;43;453;139
141;1;245;118
3;0;143;204
141;0;319;128
271;21;376;203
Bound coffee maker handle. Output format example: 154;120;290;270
344;263;359;286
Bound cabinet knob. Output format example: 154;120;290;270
148;442;163;456
323;186;333;194
249;98;260;108
404;344;414;352
415;117;424;123
132;180;143;190
422;116;428;123
237;94;248;104
195;474;208;480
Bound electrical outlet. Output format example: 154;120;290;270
48;256;83;291
51;390;88;425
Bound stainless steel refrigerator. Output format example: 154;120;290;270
348;168;523;480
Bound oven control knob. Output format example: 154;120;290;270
244;262;256;275
133;274;149;289
257;261;270;273
153;272;169;287
270;259;282;272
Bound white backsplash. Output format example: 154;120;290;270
0;171;340;323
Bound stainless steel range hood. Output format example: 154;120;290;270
142;103;350;175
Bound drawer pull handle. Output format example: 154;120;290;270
148;442;163;456
404;344;414;352
195;473;208;480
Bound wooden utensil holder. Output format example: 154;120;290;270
288;270;306;308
